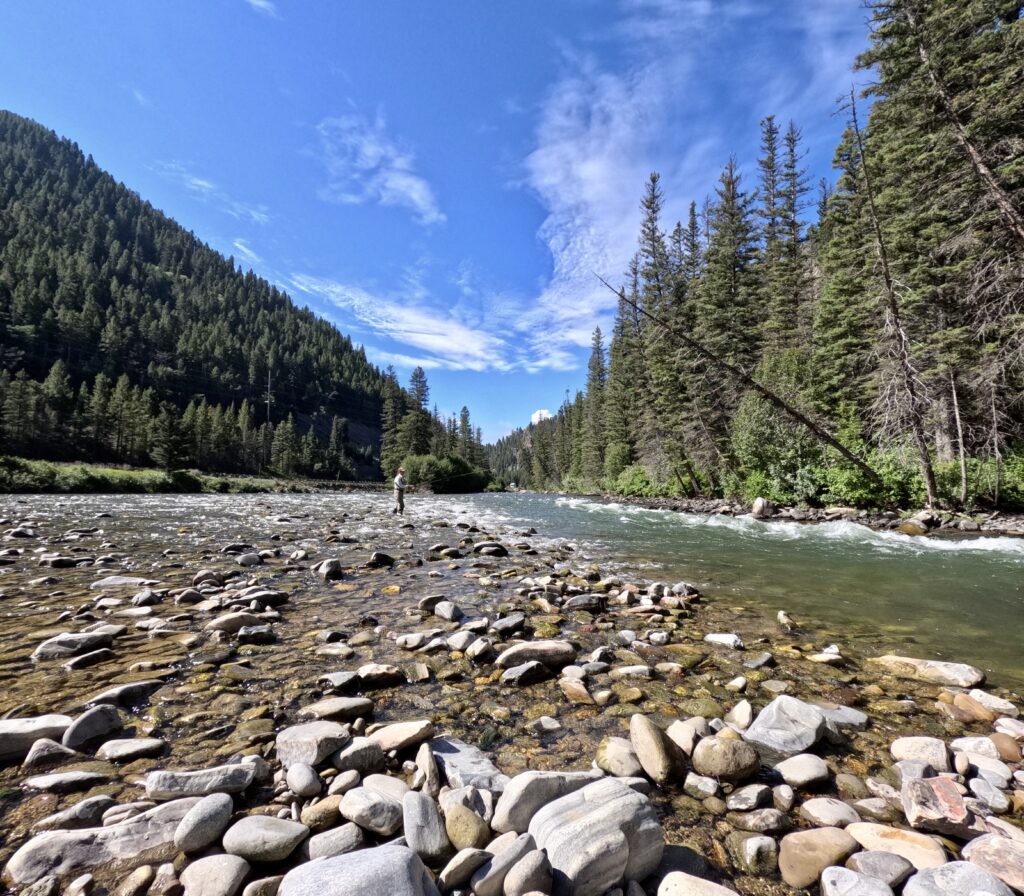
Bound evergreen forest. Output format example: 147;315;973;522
0;110;490;484
489;0;1024;509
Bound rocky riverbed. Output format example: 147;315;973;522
0;495;1021;896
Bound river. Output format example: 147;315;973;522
3;490;1022;686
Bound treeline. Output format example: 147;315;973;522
380;366;491;493
0;110;388;472
0;361;369;478
490;1;1024;509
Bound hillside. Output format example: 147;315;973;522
0;111;386;477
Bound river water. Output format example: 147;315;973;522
2;490;1023;688
434;493;1024;687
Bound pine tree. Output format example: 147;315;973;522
581;328;607;484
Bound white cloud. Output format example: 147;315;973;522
130;87;151;108
232;238;262;266
289;274;511;372
314;112;445;226
512;0;870;374
155;162;271;225
531;409;552;425
244;0;279;17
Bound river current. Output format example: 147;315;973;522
3;490;1021;686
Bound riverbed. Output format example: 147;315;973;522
3;491;1023;687
0;490;1021;894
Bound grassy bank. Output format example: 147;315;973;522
0;456;324;494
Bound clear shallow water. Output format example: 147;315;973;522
439;492;1024;687
3;490;1023;685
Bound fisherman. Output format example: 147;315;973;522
392;466;406;515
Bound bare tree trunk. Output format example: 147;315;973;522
597;276;885;488
949;370;968;506
847;91;939;507
904;4;1024;251
990;384;1002;507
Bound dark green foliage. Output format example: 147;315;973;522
489;0;1023;509
0;110;388;480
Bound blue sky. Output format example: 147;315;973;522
1;1;871;442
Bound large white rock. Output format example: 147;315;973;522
869;655;984;687
180;854;250;896
0;715;73;763
278;846;440;896
491;770;603;834
657;872;739;895
3;798;199;886
903;861;1012;896
744;695;826;758
494;640;577;669
275;721;350;769
527;778;664;896
144;763;255;800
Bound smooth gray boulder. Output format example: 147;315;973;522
24;771;107;792
174;792;234;853
96;738;166;762
222;816;309;863
495;640;577;669
30;796;116;833
62;705;122;750
431;736;510;792
492;770;603;834
276;721;349;769
3;798;199;886
821;866;894;896
527;778;664;896
0;715;74;763
438;848;490;890
775;753;830;788
145;763;255;800
469;833;536;896
339;786;402;836
285;764;322;798
179;854;250;896
402;792;450;863
331;737;384;775
846;851;914;889
277;846;440;896
744;695;826;758
22;738;77;769
32;632;113;660
903;861;1012;896
305;823;364;860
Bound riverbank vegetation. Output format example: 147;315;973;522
0;456;307;494
379;367;492;493
490;1;1024;510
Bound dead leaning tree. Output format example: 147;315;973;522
595;274;886;491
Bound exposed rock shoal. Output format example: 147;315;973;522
0;495;1020;896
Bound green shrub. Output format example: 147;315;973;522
612;465;656;497
402;454;490;493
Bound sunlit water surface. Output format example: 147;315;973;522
3;490;1023;686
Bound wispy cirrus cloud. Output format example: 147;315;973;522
129;86;151;108
313;112;445;226
232;238;262;266
516;0;868;368
244;0;279;17
155;161;271;225
290;274;509;372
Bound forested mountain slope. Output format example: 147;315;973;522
490;1;1024;509
0;111;387;477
